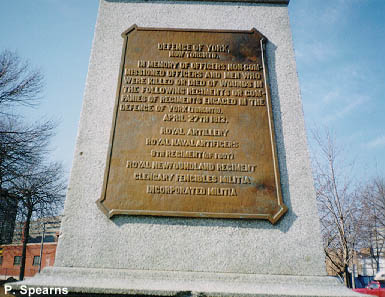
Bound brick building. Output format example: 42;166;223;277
0;217;61;280
0;242;57;279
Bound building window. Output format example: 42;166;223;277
0;256;3;266
33;256;40;266
13;256;21;266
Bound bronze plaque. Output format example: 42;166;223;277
97;26;287;224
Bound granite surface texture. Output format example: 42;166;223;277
9;1;371;296
105;0;290;4
11;267;368;297
52;0;326;276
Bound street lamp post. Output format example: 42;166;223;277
38;223;46;273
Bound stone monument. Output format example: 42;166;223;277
13;0;366;296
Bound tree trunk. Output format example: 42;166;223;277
344;264;352;288
19;207;32;281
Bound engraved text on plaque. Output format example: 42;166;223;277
97;26;287;224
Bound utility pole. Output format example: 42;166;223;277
352;264;356;289
38;222;46;273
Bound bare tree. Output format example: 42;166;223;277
360;177;385;274
311;128;362;286
12;161;66;280
0;50;66;280
0;50;43;113
0;118;56;189
0;117;59;249
0;50;52;201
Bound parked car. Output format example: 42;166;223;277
375;271;385;281
353;281;385;297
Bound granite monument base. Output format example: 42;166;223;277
12;267;364;297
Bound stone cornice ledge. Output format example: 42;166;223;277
105;0;290;4
10;267;366;296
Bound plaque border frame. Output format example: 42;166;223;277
97;25;288;224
